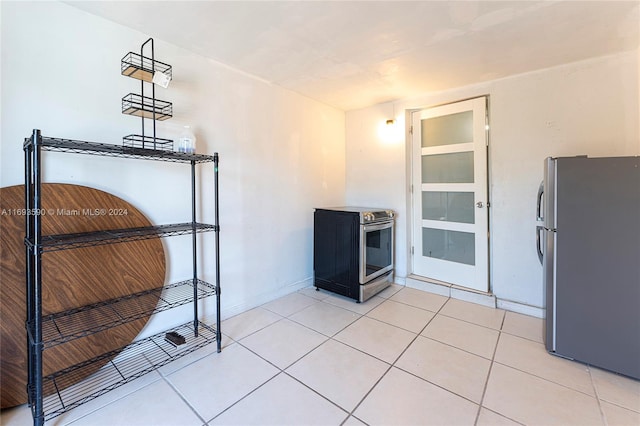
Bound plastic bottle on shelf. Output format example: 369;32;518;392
177;125;196;154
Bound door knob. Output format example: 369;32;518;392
476;201;484;208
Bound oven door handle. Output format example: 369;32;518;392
362;221;394;232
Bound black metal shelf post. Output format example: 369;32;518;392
24;129;221;425
192;160;199;337
215;152;221;352
24;129;45;426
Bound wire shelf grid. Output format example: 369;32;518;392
26;222;217;252
40;321;216;421
28;280;216;348
24;136;215;163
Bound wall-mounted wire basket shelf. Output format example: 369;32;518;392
40;321;217;422
121;51;172;82
122;93;172;121
123;134;173;152
29;279;217;348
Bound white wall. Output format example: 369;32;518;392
346;51;639;309
1;1;346;334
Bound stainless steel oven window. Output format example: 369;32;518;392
360;221;394;283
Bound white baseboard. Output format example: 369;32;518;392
407;274;510;310
450;286;496;308
207;277;313;322
496;299;545;319
393;275;406;286
403;275;547;319
208;275;545;323
406;275;450;297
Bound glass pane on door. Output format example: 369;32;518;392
422;152;474;183
422;192;475;223
421;111;473;147
422;227;475;265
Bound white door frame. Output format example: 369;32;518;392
404;95;491;292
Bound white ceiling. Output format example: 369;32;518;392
67;1;639;111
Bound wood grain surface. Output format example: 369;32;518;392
0;184;166;408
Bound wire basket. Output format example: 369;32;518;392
122;93;172;121
123;134;173;152
121;52;172;83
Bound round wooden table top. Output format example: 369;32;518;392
0;184;166;408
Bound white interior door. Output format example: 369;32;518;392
412;97;489;292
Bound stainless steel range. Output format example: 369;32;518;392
313;207;395;302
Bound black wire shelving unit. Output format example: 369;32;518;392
24;129;221;425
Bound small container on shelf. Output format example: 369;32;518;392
121;52;172;83
122;93;173;121
177;125;196;154
123;134;173;152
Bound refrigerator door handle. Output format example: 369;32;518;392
536;225;544;264
536;181;544;221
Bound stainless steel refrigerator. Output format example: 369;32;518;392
536;155;640;379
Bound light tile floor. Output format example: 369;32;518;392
2;284;639;425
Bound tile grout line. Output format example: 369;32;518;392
355;313;427;336
282;371;352;422
342;296;452;422
320;298;384;316
287;305;363;338
418;333;496;361
473;326;503;426
586;366;640;415
224;309;285;342
222;298;397;424
219;337;350;423
218;289;592;426
240;335;354;421
160;318;288;425
589;365;609;425
238;290;624;426
391;364;485;408
477;407;527;426
383;295;446;315
349;297;518;412
437;310;505;332
260;293;320;317
205;369;281;424
472;313;527;426
160;373;209;425
495;313;611;399
499;329;548;344
490;359;600;398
